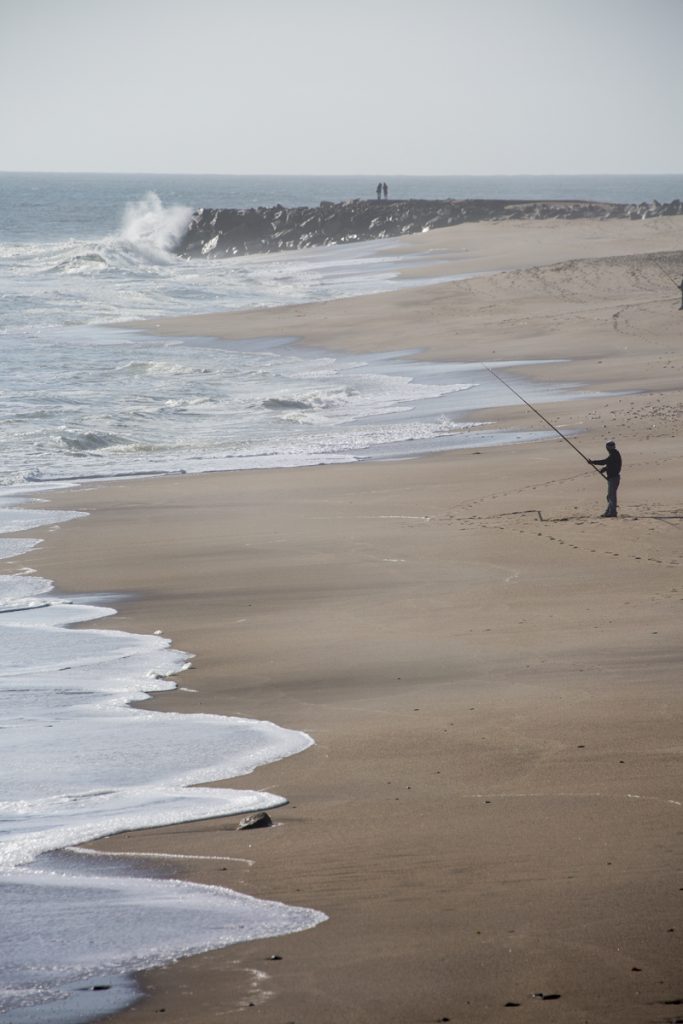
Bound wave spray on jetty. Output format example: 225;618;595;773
119;192;193;260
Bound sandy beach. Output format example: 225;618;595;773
17;216;683;1023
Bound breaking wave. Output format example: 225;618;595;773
262;386;363;415
38;193;193;275
263;398;313;411
58;430;137;452
0;194;206;332
118;192;193;259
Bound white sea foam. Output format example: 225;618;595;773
0;491;324;1018
119;192;193;258
1;868;324;1021
1;317;588;488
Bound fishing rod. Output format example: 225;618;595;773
482;364;604;476
653;259;680;287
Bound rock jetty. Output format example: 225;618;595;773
173;197;683;259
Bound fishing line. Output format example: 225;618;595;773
651;258;679;286
652;259;680;286
482;364;604;476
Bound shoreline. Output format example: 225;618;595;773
10;218;683;1023
124;214;683;358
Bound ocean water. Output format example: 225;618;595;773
1;172;680;1022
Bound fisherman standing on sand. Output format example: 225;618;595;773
677;276;683;309
589;440;622;518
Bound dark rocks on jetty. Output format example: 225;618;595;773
173;197;683;259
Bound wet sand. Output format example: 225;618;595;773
18;216;683;1023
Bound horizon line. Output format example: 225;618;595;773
1;169;682;178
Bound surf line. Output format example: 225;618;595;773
482;364;603;477
66;846;255;865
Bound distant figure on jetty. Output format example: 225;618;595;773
589;440;622;517
376;182;382;201
383;181;388;199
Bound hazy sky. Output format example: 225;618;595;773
1;0;682;175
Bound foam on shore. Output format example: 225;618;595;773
0;488;325;1021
